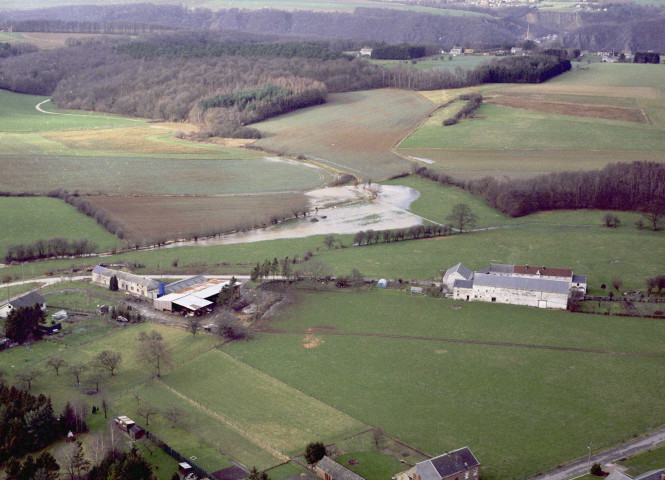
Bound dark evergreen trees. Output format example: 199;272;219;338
4;304;46;343
0;385;60;464
304;442;326;464
633;52;660;64
87;447;154;480
109;275;119;291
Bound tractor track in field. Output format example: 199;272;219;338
257;329;665;359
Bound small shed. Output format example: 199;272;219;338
129;424;145;440
376;279;388;288
52;310;68;321
410;286;424;295
66;431;75;442
114;415;135;433
179;462;193;476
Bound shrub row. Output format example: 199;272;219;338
5;237;98;263
442;93;482;126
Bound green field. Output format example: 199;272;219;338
371;54;497;73
399;63;665;179
0;89;141;132
0;196;123;256
222;288;665;479
400;103;665;151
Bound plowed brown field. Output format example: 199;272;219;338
88;194;309;243
487;95;648;124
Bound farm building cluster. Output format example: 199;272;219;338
443;263;586;310
92;265;236;316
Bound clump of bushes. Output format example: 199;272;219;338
442;93;482;126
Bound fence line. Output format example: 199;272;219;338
144;429;214;480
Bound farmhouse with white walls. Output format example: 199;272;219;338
444;263;586;310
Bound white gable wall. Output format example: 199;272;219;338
470;284;568;309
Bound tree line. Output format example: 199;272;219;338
413;162;665;218
371;43;427;60
116;40;348;61
5;237;98;262
633;52;661;64
472;55;571;84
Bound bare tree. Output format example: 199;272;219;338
372;427;384;449
640;201;665;231
446;203;478;233
68;363;88;386
101;398;109;419
163;405;185;428
86;368;107;393
46;356;66;376
16;368;40;389
323;234;336;250
96;350;122;377
611;277;623;293
58;441;90;480
187;316;201;337
137;330;173;378
136;404;159;426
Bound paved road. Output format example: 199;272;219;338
528;429;665;480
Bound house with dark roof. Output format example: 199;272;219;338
315;456;366;480
446;263;586;310
400;447;480;480
0;291;46;319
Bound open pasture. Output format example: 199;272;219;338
224;288;665;479
371;55;497;73
88;193;310;243
0;90;140;132
0;32;126;49
163;348;367;455
252;89;434;180
399;103;665;151
0;196;123;256
0;154;333;195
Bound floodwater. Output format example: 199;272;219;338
167;184;423;247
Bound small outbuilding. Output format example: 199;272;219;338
129;424;145;440
316;456;366;480
376;279;388;288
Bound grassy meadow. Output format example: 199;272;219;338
400;63;665;179
0;196;123;257
223;288;665;479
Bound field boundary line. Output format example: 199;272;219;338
215;348;370;430
258;330;665;359
35;98;142;122
156;380;290;463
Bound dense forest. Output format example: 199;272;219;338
1;3;664;51
0;32;571;138
414;162;665;217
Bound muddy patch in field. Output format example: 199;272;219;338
303;329;323;349
487;95;648;123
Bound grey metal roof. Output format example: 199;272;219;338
164;275;207;294
489;263;515;274
453;279;474;289
572;274;587;283
316;457;365;480
635;469;665;480
474;273;570;294
445;263;473;280
606;471;634;480
10;291;45;308
417;447;480;480
93;266;159;290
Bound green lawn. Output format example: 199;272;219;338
383;175;648;229
399;103;665;151
548;62;665;88
222;290;665;479
162;349;366;455
335;452;408;480
264;288;665;355
0;196;123;257
618;444;665;474
0;89;141;132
